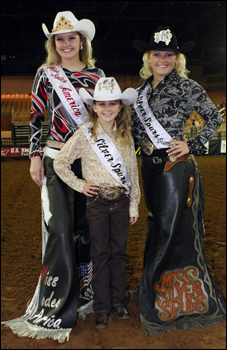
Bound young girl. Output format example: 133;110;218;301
54;77;141;328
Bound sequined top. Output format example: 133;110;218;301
53;120;141;218
29;65;105;158
130;70;223;155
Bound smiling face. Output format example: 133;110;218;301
93;100;121;131
149;50;177;80
55;32;82;62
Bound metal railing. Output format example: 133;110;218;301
1;137;46;147
1;132;226;149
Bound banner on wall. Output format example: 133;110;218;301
220;140;226;153
1;146;44;158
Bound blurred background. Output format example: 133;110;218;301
1;1;226;76
1;1;226;157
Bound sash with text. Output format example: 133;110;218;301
82;123;131;193
43;65;88;126
134;85;173;149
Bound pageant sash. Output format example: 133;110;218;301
43;65;88;126
82;123;131;194
134;84;173;149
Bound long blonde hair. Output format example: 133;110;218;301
139;51;190;80
88;102;132;147
38;32;96;70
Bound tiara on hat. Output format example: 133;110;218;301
79;77;138;106
133;26;194;55
98;78;116;94
42;11;96;41
52;15;73;33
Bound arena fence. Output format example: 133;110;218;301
1;94;226;159
1;135;226;159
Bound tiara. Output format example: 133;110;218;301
98;78;116;94
52;16;73;33
154;29;172;46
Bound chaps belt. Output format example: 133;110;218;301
99;186;125;201
144;155;179;164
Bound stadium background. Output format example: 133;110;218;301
1;1;226;349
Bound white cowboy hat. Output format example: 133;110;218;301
42;11;95;41
79;77;138;106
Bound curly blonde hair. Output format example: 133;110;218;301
88;102;132;147
139;51;190;80
38;32;96;70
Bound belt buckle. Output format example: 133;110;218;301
152;157;162;164
141;139;155;156
99;187;123;201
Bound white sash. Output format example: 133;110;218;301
134;84;173;149
82;123;131;193
43;65;88;126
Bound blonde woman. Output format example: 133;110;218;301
131;26;226;335
54;77;140;329
2;11;105;342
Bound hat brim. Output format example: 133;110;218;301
133;39;194;55
79;88;95;106
178;41;194;55
79;88;138;106
42;19;95;41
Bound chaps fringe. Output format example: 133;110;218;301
140;313;226;336
1;318;71;343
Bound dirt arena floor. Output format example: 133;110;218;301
1;156;226;349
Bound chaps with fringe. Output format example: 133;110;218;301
139;155;226;335
2;156;94;342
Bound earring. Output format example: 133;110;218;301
80;44;83;50
175;60;177;64
149;60;151;63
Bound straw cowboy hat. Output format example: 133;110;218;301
42;11;95;41
133;26;194;55
79;77;138;106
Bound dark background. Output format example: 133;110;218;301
1;1;226;77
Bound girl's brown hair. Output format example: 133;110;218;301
88;102;132;147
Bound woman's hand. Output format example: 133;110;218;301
130;217;138;225
82;183;100;197
30;156;45;187
167;140;189;159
